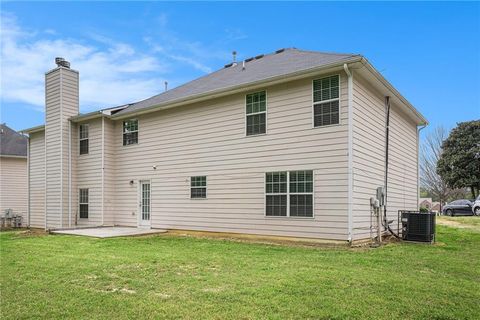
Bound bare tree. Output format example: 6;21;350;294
420;126;451;211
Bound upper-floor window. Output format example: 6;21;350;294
191;176;207;199
123;119;138;146
79;124;89;155
246;91;266;136
313;75;340;127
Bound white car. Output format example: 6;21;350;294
473;195;480;216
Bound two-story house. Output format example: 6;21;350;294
22;49;427;243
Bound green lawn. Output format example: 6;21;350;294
1;220;479;319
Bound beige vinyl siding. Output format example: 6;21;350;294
0;157;28;219
76;118;103;226
28;131;45;228
45;67;79;229
352;75;418;240
111;74;350;240
386;102;418;228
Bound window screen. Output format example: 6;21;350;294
246;91;266;136
191;176;207;199
313;75;340;127
79;188;89;219
265;171;313;217
123;119;138;146
79;124;89;155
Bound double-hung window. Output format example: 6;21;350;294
79;189;89;219
79;124;89;155
266;170;314;217
191;176;207;199
265;172;287;216
123;119;138;146
246;91;266;136
313;75;340;127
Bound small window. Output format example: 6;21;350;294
79;188;89;219
265;171;314;217
191;176;207;199
246;91;266;136
123;119;138;146
313;75;340;127
79;124;89;155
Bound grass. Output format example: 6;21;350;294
1;219;480;319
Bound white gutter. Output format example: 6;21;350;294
344;63;354;243
416;124;427;207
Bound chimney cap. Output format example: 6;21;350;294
55;57;70;68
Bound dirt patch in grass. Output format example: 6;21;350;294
437;217;480;232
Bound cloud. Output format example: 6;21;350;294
1;11;245;114
0;13;170;112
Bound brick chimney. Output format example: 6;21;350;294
44;58;79;229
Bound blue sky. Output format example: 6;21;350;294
1;2;479;136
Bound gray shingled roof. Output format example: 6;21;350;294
0;124;28;157
117;48;359;115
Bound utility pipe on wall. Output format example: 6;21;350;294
416;124;427;207
384;96;391;231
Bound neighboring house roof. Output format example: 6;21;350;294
117;48;359;116
419;198;433;205
0;124;28;157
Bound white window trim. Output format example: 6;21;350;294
122;119;139;146
245;90;268;137
190;176;208;199
79;188;89;219
264;171;315;219
79;124;89;155
311;74;341;128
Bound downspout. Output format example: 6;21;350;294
417;124;427;207
68;120;72;228
27;135;30;227
383;96;390;232
344;63;354;243
101;116;105;226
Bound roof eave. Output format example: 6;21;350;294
358;57;428;126
0;154;27;159
21;124;45;134
112;56;363;120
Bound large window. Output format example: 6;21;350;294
246;91;266;136
191;176;207;199
313;75;340;127
266;170;313;217
79;188;89;219
79;124;89;155
123;119;138;146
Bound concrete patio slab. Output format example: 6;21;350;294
51;227;166;238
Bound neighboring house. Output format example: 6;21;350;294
419;198;433;210
431;202;441;213
0;124;28;218
22;49;427;242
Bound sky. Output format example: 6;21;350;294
1;1;479;137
